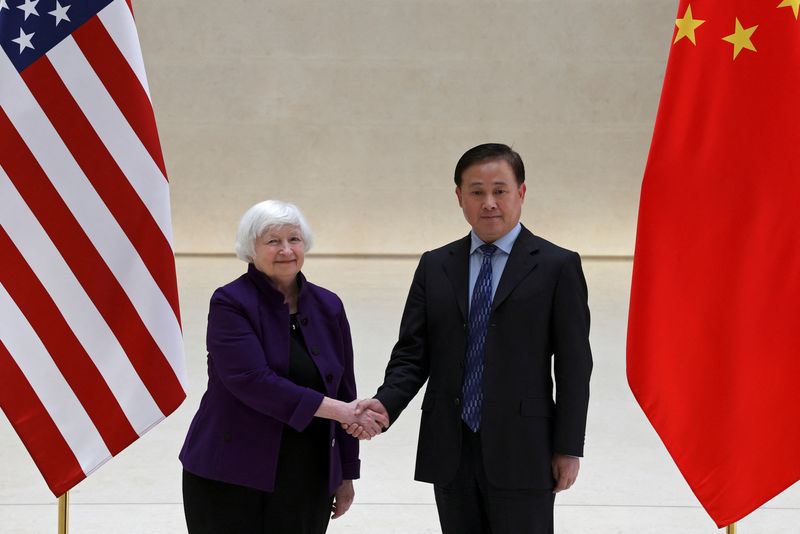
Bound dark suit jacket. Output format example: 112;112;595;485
375;225;592;490
180;264;360;495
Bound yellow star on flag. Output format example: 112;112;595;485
722;18;758;60
778;0;800;20
674;5;705;45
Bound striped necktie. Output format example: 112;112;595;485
462;243;497;432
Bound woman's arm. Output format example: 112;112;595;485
207;288;324;431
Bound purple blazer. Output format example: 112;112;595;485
179;264;360;495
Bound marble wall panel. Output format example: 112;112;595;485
135;0;676;255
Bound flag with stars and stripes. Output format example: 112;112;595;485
627;0;800;527
0;0;185;496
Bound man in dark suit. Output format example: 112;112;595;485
353;143;592;533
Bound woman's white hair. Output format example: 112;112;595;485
234;200;314;262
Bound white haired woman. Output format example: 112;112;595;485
180;200;387;533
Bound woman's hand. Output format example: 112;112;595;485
314;398;389;439
339;399;389;439
342;398;391;440
331;480;354;519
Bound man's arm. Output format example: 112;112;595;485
551;251;593;457
345;253;433;441
372;252;432;424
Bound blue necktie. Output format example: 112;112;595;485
462;244;497;432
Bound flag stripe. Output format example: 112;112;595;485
0;51;186;391
0;104;185;415
0;283;110;474
45;36;174;245
98;0;151;99
22;54;181;321
0;226;137;455
0;340;85;496
0;164;164;436
73;15;167;178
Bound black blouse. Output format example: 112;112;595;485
281;315;329;448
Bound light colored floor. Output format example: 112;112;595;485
2;257;798;533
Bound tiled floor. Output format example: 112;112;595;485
1;257;798;533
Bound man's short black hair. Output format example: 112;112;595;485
453;143;525;186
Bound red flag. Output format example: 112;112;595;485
0;0;185;496
627;0;800;526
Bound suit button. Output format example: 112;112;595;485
331;438;336;448
311;347;320;356
454;398;461;407
326;373;333;383
301;317;309;326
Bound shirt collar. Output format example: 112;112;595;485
469;222;522;255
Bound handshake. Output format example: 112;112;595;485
339;398;390;440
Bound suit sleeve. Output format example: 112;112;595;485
551;251;593;457
375;253;431;425
334;305;361;480
206;288;324;432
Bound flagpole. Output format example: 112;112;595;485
726;523;736;534
57;491;69;534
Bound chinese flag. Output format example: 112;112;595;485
627;0;800;527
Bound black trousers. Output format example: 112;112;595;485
183;422;332;534
183;469;332;534
433;424;555;534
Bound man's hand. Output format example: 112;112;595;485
551;454;580;493
331;480;354;519
339;399;389;439
342;398;390;440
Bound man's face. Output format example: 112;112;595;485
455;159;526;243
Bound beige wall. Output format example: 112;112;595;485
137;0;676;256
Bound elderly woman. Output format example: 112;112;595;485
180;200;387;534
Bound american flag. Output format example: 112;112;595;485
0;0;186;496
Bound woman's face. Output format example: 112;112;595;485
252;225;305;284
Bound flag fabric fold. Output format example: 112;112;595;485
628;0;800;526
0;0;185;496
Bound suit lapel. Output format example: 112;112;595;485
492;226;540;312
442;235;471;322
